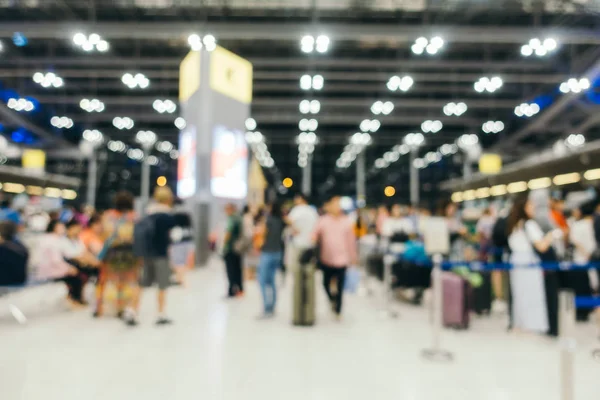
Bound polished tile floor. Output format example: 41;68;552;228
1;259;598;400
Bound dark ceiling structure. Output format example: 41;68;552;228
1;0;600;207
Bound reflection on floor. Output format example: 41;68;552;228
0;258;598;400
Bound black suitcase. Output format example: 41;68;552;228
471;272;492;315
367;253;384;281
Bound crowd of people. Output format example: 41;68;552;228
2;185;599;337
0;186;194;326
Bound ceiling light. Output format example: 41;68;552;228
136;130;157;146
107;140;127;153
515;102;540;117
507;181;528;193
79;98;105;113
443;101;467;116
72;33;109;52
421;120;443;133
521;37;558;57
457;133;479;148
371;101;394;115
175;117;187;130
474;76;503;93
584;168;600;181
528;177;552;190
359;119;380;133
127;148;144;161
153;99;177;114
404;132;425;148
565;133;585;148
6;97;35;112
188;34;217;52
300;74;324;90
50;116;74;129
440;143;458;155
553;172;580;186
559;77;591;94
413;158;426;169
156;141;174;153
387;75;414;92
490;185;507;196
482;120;504;134
82;129;103;144
113;116;135;130
170;150;179;160
122;72;150;89
411;36;444;55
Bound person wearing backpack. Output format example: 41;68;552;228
125;187;177;326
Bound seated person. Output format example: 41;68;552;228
0;221;28;286
34;220;85;307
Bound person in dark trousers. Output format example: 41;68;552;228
223;203;244;297
0;221;28;286
313;196;358;320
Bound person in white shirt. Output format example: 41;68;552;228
381;204;415;253
287;193;319;251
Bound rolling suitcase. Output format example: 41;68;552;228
293;262;316;326
471;272;492;315
442;272;470;329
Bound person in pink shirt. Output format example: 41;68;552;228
313;196;358;319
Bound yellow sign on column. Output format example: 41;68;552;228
479;153;502;174
22;149;46;174
179;51;201;103
209;46;253;104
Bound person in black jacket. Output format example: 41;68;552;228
0;221;28;286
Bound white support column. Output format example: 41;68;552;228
409;148;419;206
86;151;98;208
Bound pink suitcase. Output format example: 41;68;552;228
442;272;470;329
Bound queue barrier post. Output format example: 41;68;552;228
559;290;576;400
380;254;399;318
421;253;453;362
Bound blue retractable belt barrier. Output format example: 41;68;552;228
574;297;600;309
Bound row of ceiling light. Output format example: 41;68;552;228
0;183;78;200
452;169;599;203
245;118;275;169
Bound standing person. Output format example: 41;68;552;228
506;196;557;335
222;203;244;298
256;202;285;318
287;193;319;264
125;187;176;326
169;200;195;287
313;196;358;320
95;191;137;318
375;205;389;238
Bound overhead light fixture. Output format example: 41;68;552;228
565;133;585;149
188;33;217;52
245;131;263;144
404;132;425;148
152;99;177;114
476;188;490;199
521;37;558;57
507;181;528;193
245;118;257;131
107;140;127;153
136;130;157;146
72;32;109;52
425;151;442;163
113;116;135;130
156;141;174;153
174;117;187;130
528;177;552;190
79;98;105;112
82;129;104;144
474;76;503;93
6;98;35;112
559;77;591;94
298;118;318;132
371;101;394;115
421;120;443;133
122;73;150;89
359;119;381;133
32;72;64;88
301;35;330;53
490;184;507;196
413;158;426;169
127;148;144;161
482;120;505;134
463;190;476;201
443;102;467;116
170;150;179;160
299;99;320;114
553;172;580;186
411;36;444;55
457;133;479;149
439;143;458;156
387;75;414;92
50;116;74;129
451;192;463;203
584;168;600;181
300;74;324;90
514;102;540;117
